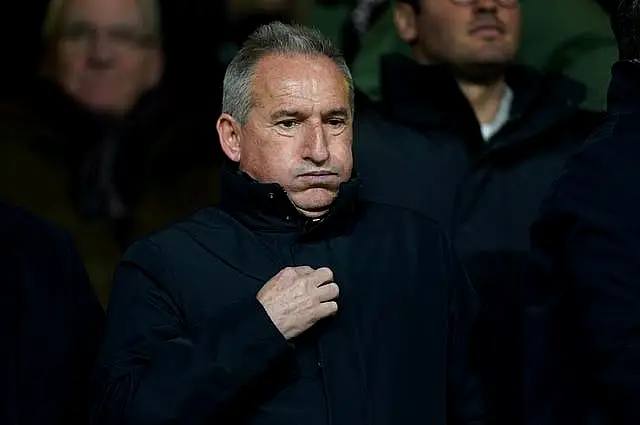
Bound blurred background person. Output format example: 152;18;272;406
0;0;221;304
307;0;616;111
352;0;604;423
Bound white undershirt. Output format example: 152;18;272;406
480;85;514;142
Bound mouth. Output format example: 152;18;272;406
469;23;504;36
299;170;338;177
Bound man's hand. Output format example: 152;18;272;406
257;266;339;340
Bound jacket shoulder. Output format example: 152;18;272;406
540;113;637;220
0;202;72;250
358;199;450;241
121;206;240;270
0;202;96;308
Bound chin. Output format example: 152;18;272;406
290;188;338;215
83;98;129;115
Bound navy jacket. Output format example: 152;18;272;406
91;166;485;425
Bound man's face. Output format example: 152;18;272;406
54;0;162;115
397;0;520;68
219;54;353;218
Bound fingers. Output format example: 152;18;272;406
293;266;315;275
315;301;338;319
278;266;313;279
315;282;339;303
306;267;334;287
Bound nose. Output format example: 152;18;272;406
302;122;330;165
474;0;499;11
87;34;114;69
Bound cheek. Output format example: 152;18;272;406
421;13;458;50
331;134;353;168
506;10;521;40
122;54;150;75
241;130;298;181
56;46;82;74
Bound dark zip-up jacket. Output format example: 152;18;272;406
90;166;485;425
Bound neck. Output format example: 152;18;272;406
457;78;507;124
411;51;509;124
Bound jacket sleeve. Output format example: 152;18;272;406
12;221;104;425
444;238;487;425
90;239;291;425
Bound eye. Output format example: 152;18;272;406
109;28;140;44
277;119;298;129
61;24;94;41
327;118;346;127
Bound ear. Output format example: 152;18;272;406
217;113;242;162
394;2;419;44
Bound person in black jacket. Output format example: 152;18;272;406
0;203;105;425
352;1;604;423
530;2;640;424
90;22;485;425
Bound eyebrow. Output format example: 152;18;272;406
269;107;350;121
63;13;146;28
270;109;304;121
322;108;350;119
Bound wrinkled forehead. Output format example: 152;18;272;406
61;0;148;28
252;54;351;109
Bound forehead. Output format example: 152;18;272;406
62;0;144;25
420;0;520;15
252;54;349;111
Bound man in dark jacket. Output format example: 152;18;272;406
352;0;603;423
0;0;221;304
0;203;104;425
530;1;640;424
90;22;485;425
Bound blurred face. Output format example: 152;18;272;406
217;54;353;218
54;0;162;115
395;0;520;69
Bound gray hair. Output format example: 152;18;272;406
222;21;354;125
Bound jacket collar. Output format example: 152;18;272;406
218;162;360;236
607;60;640;115
378;54;586;148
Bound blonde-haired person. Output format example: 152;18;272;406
40;0;163;115
0;0;221;305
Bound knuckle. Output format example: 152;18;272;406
321;267;334;279
283;266;295;275
301;274;314;287
302;293;315;307
295;266;312;275
277;268;291;279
